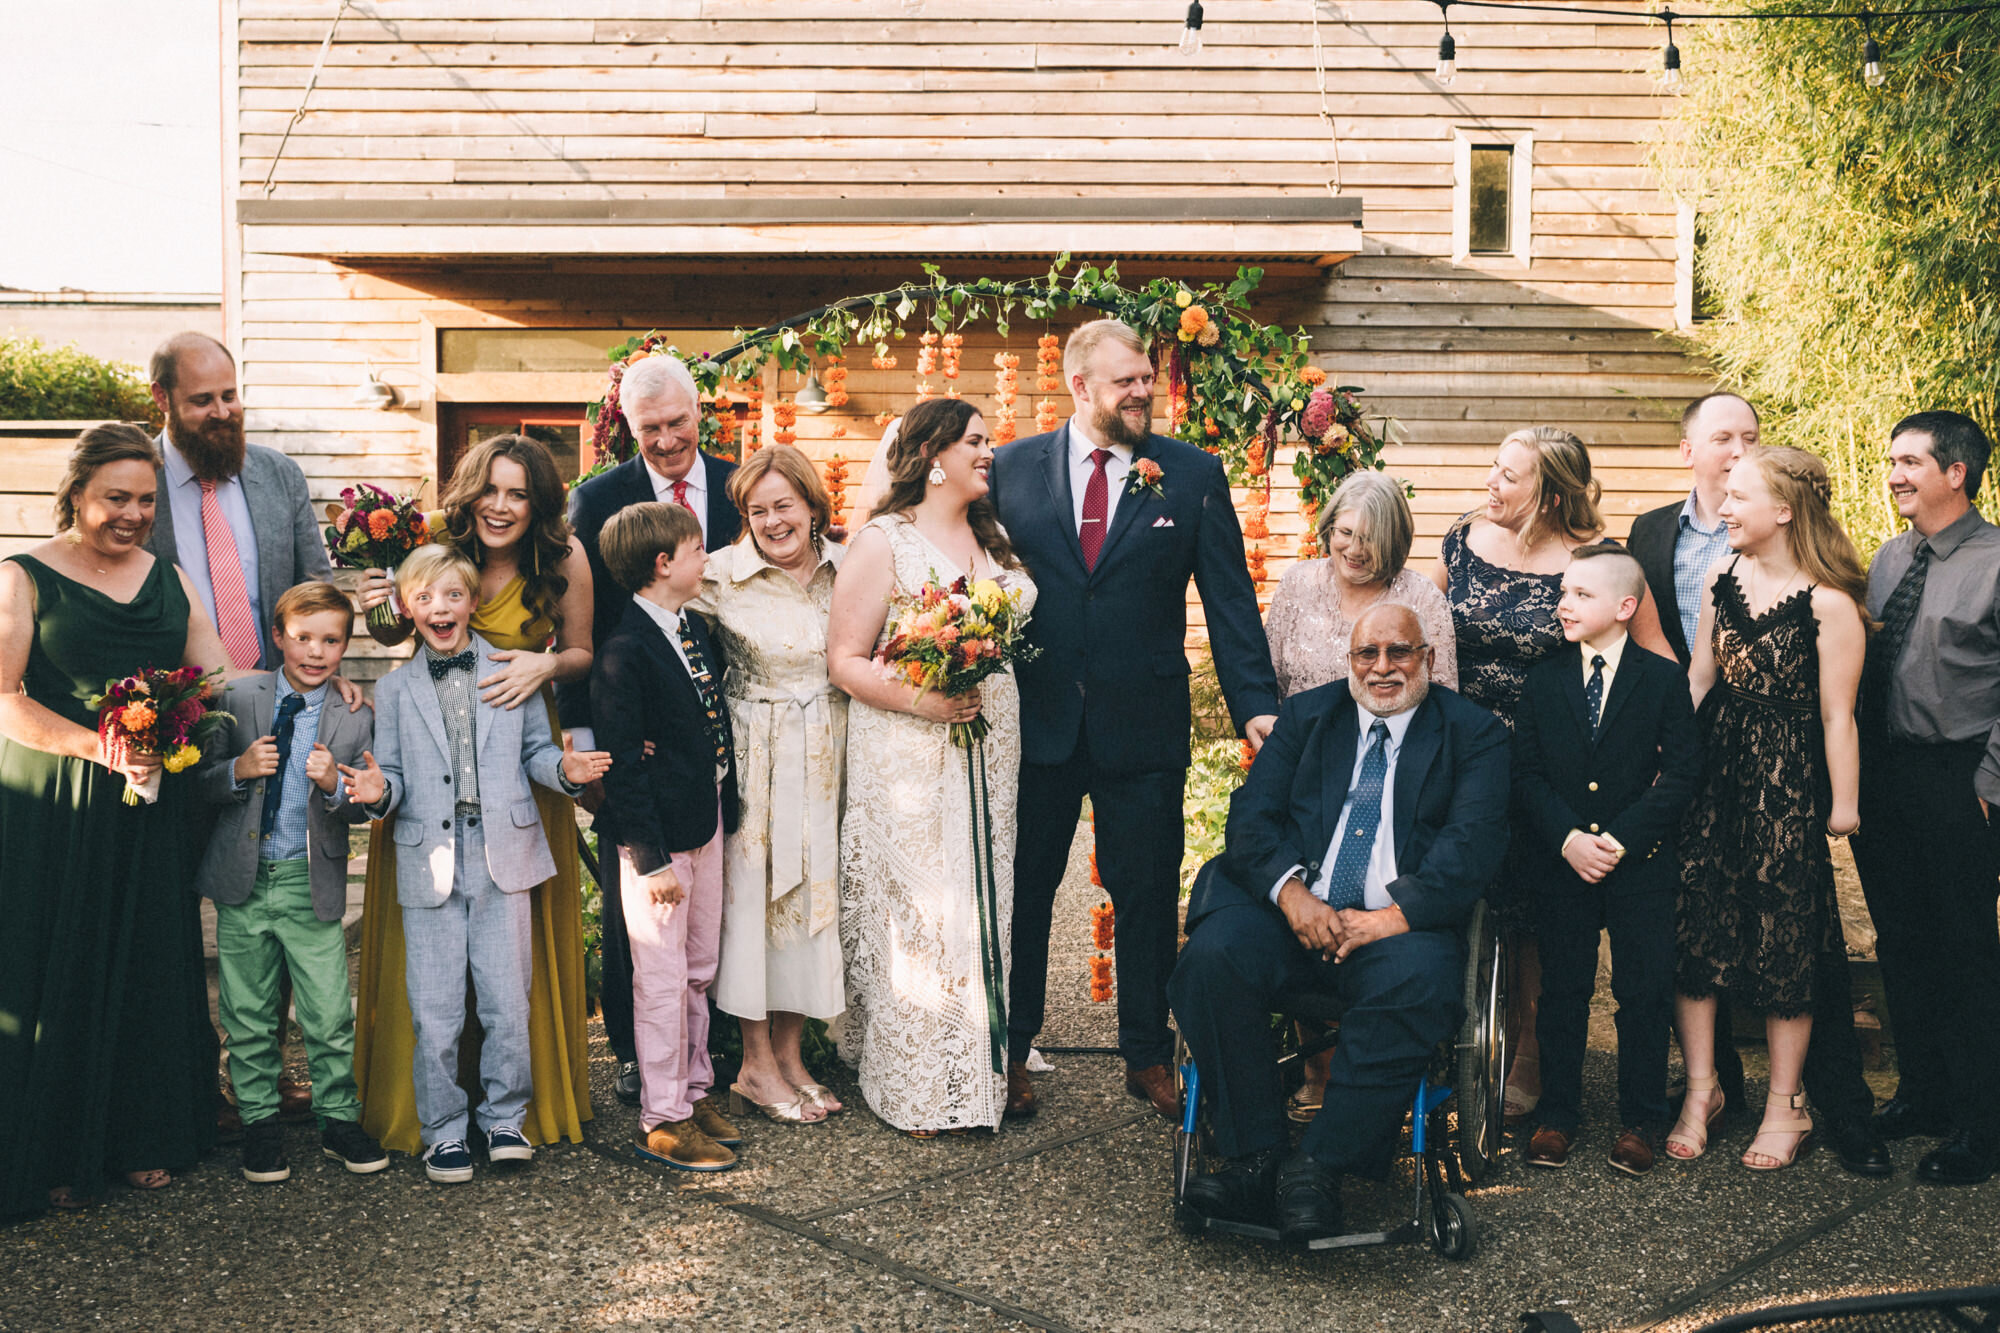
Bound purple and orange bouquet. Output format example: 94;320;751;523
874;574;1038;748
324;483;430;630
87;666;234;805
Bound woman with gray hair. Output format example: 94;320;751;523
1265;469;1457;697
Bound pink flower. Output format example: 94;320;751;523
1302;389;1335;440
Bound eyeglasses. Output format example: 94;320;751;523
1348;643;1425;668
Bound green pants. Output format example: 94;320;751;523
215;859;360;1126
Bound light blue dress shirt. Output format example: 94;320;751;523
261;679;326;864
159;433;263;636
1673;490;1732;655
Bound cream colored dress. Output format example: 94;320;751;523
839;514;1036;1132
696;541;848;1022
1264;562;1460;697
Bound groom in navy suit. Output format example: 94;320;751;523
989;319;1281;1120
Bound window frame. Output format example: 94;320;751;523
1451;128;1535;268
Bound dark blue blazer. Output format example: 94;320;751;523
1184;683;1511;936
558;452;739;730
1511;641;1700;898
988;425;1280;773
589;599;740;874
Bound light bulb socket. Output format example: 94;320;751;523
1184;0;1203;31
1438;32;1456;63
1664;41;1681;75
1864;35;1885;84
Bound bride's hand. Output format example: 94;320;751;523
911;684;981;725
355;569;399;613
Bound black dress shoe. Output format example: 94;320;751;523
1915;1130;1997;1185
1874;1094;1951;1141
1183;1148;1281;1226
1275;1151;1344;1245
614;1061;642;1107
1825;1115;1894;1177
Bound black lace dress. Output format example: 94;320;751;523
1676;563;1843;1016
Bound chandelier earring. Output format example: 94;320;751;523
928;459;948;487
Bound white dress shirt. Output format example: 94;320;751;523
1068;418;1132;537
631;595;695;676
1270;700;1418;912
1578;629;1629;698
646;457;708;544
158;433;263;634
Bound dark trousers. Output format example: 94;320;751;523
1851;740;2000;1135
1168;902;1464;1175
1534;886;1673;1135
1010;732;1185;1067
597;851;637;1065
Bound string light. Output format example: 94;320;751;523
1179;0;1204;56
1434;0;1457;84
1661;10;1684;86
1862;10;1887;84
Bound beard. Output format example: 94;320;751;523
1090;393;1152;450
1349;671;1431;719
169;409;246;482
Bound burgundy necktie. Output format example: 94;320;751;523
1079;448;1112;571
670;478;693;513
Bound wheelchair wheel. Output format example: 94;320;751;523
1453;900;1507;1185
1428;1191;1477;1261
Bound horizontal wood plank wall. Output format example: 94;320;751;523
227;0;1715;672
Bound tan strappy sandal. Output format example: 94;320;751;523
1743;1090;1815;1171
729;1082;826;1125
1665;1073;1726;1160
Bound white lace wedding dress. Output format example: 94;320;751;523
839;513;1036;1132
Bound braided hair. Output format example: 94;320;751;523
1739;446;1872;622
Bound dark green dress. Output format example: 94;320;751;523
0;554;216;1218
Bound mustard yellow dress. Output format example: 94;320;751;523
352;576;592;1152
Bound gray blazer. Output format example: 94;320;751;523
371;633;570;908
147;435;333;671
195;672;374;922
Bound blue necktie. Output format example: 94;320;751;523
1324;720;1390;911
260;692;306;838
1585;654;1607;740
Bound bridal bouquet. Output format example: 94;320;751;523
876;574;1038;748
88;666;234;805
324;483;431;631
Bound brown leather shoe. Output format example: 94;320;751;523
1005;1061;1038;1120
1124;1063;1178;1122
1525;1126;1574;1168
691;1095;742;1147
1609;1126;1657;1177
278;1076;314;1121
637;1119;737;1172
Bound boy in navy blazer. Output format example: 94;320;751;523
590;502;743;1173
1512;544;1700;1176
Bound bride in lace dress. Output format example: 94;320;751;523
827;399;1038;1134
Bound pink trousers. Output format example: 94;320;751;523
618;806;724;1129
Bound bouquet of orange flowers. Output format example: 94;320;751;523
88;666;234;805
875;573;1038;748
324;482;431;630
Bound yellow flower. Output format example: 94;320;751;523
1174;289;1193;308
1291;398;1305;412
971;578;1005;610
164;743;201;773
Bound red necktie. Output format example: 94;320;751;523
200;480;263;669
671;478;693;513
1079;448;1112;571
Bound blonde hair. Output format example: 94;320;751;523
726;443;832;552
272;580;354;642
1319;470;1414;583
1737;446;1873;618
54;423;157;532
600;501;702;594
1063;318;1148;384
395;543;481;607
1484;425;1604;552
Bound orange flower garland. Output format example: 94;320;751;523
941;331;963;380
1035;399;1059;432
992;350;1019;445
1245;440;1269;478
870;353;898;371
917;330;938;377
1299;499;1320;559
741;378;763;453
823;355;849;408
824;454;850;527
773;398;798;447
1036;333;1062;393
1088;819;1114;1003
1243;493;1270;542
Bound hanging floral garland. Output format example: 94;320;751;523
824;454;850;531
823;354;849;408
1087;810;1113;1004
991;351;1019;446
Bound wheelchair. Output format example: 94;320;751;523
1171;899;1508;1261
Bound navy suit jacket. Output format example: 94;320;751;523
558;452;740;729
589;599;741;874
1511;641;1700;898
1184;682;1511;936
988;424;1280;773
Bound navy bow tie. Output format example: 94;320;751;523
428;650;476;679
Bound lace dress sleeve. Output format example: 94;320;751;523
1264;561;1312;699
1403;571;1460;691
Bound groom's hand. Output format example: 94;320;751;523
1244;714;1277;754
1277;879;1345;960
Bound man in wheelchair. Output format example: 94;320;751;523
1169;604;1512;1244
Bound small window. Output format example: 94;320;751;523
1468;145;1513;254
1691;215;1720;323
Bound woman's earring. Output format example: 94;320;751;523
928;462;948;487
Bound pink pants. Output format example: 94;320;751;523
618;807;724;1129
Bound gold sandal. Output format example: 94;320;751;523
1665;1073;1725;1160
795;1082;845;1115
728;1082;825;1125
1743;1091;1815;1171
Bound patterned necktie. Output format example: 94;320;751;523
1324;720;1390;911
260;692;306;839
1861;538;1931;730
427;650;475;679
671;478;693;513
200;479;263;669
1586;654;1607;740
1079;448;1112;571
678;617;732;766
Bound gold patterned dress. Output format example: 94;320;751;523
352;575;592;1152
694;541;847;1021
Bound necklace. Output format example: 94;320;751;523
1745;560;1802;616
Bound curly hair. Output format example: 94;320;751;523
866;398;1021;570
437;434;573;639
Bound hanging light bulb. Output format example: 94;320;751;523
1660;14;1682;89
1863;34;1886;86
1178;0;1204;56
1433;0;1456;85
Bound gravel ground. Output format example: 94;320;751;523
4;823;1990;1333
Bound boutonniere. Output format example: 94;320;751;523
1127;457;1166;500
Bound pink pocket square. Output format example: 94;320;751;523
1151;516;1176;528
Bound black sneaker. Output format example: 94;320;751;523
321;1118;389;1175
486;1124;534;1163
422;1139;474;1184
241;1118;291;1184
1182;1147;1281;1226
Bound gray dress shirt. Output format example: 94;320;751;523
1867;507;2000;800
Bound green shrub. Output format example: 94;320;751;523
0;334;156;423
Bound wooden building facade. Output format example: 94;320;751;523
205;0;1713;669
